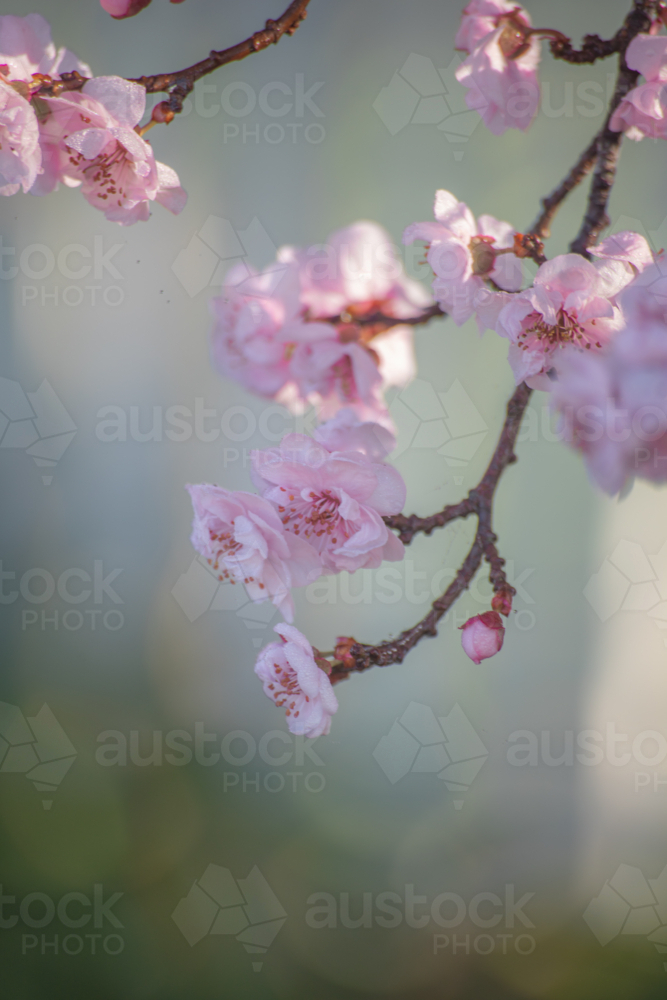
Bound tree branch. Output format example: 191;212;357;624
329;382;532;683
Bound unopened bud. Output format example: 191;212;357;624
334;636;356;668
459;611;505;664
152;101;175;125
491;587;513;617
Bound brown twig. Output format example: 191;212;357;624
36;0;311;114
324;302;446;331
570;0;656;255
329;382;532;683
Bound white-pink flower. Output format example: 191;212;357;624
251;433;406;573
552;260;667;494
496;252;638;390
312;408;396;461
186;484;322;623
37;76;186;223
403;189;523;326
455;2;540;135
609;34;667;140
255;623;338;738
0;78;40;194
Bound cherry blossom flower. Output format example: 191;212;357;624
552;260;667;494
312;408;396;461
496;252;637;390
251;433;406;573
0;13;90;82
459;611;505;663
455;2;540;135
609;34;667;140
255;623;338;738
36;76;186;222
186;484;322;623
403;189;523;326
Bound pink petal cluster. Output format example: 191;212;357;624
255;623;338;738
36;76;186;222
459;610;505;664
609;34;667;140
403;189;523;325
312;408;396;461
210;222;431;423
552;260;667;495
251;432;406;573
496;239;652;390
455;1;540;135
186;484;321;623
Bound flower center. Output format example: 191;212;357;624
519;308;602;350
496;12;531;59
266;662;309;717
469;235;497;276
277;488;348;548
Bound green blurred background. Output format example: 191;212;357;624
2;0;667;996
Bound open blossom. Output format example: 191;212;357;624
609;34;667;140
552;260;667;495
404;189;523;326
251;433;406;573
459;611;505;664
312;408;396;461
36;76;186;222
255;623;338;738
186;484;321;623
455;2;540;135
496;247;650;390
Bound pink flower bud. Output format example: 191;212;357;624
459;611;505;664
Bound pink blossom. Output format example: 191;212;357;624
312;408;396;461
455;3;540;135
0;13;90;82
459;611;505;664
100;0;152;16
403;189;523;326
251;433;406;573
552;260;667;494
496;252;634;390
36;76;186;222
186;484;322;623
0;79;40;194
609;35;667;140
255;623;338;738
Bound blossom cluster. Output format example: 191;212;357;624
0;13;185;223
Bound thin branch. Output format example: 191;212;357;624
324;302;446;331
36;0;311;115
570;0;656;255
330;382;532;683
548;32;622;65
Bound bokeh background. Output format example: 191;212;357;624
2;0;667;996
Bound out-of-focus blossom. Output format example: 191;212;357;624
496;252;636;390
255;623;339;737
186;484;321;623
0;13;90;82
312;408;396;461
610;34;667;140
459;611;505;663
552;260;667;495
455;2;540;134
36;76;186;222
404;189;523;326
251;433;406;573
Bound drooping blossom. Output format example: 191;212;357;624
459;611;505;664
495;249;648;390
552;260;667;495
251;433;406;573
403;189;523;326
312;408;396;461
36;76;186;222
0;13;90;197
455;1;540;135
255;623;338;738
186;484;322;623
211;222;431;424
609;34;667;140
